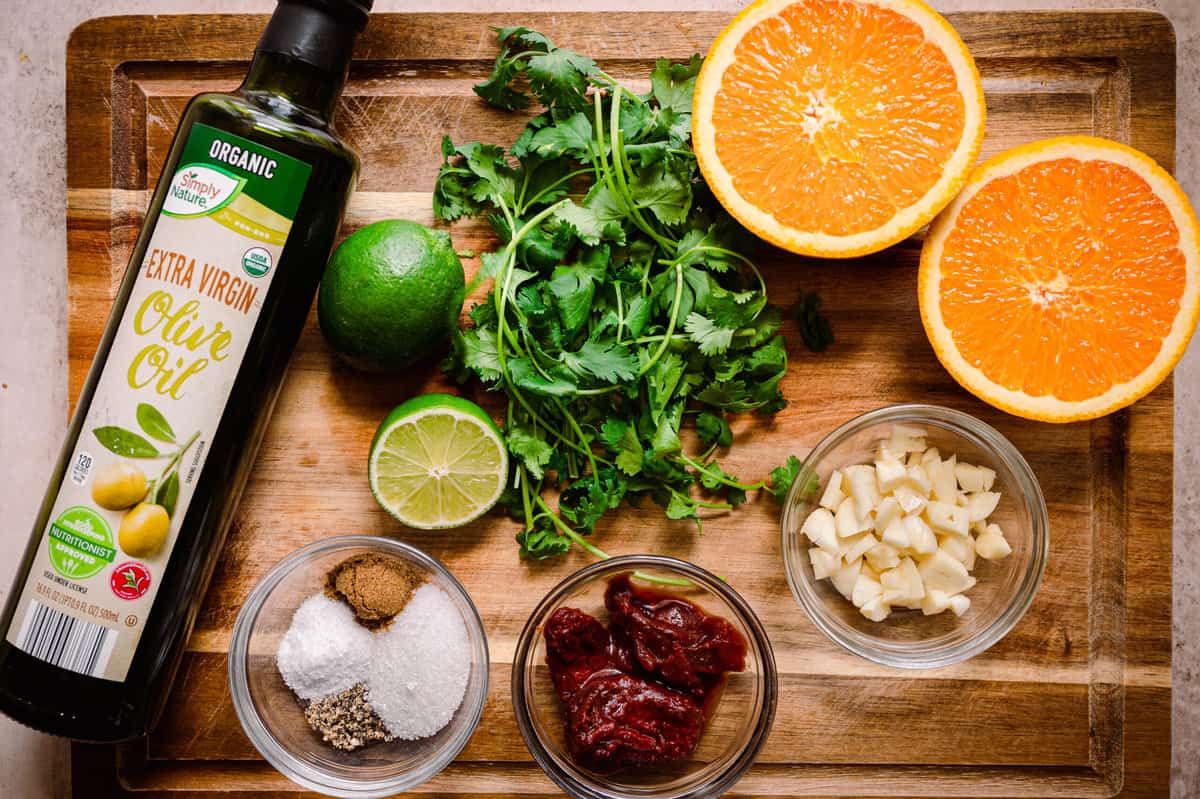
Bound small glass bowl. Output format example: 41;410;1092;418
228;536;489;798
511;555;777;799
781;404;1048;669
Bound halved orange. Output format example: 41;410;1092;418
920;136;1200;423
693;0;985;258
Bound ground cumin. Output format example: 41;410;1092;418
324;552;423;629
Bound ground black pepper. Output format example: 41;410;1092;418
303;683;394;751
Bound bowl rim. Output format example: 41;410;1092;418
227;535;490;799
510;554;778;799
780;403;1049;669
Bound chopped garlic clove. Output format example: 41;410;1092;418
975;523;1012;560
819;469;846;511
835;497;871;538
865;540;901;572
830;558;862;600
859;596;891;622
842;532;878;565
903;515;938;555
880;557;925;605
921;589;952;615
939;533;976;571
966;491;1001;523
873;496;902;535
802;507;840;555
844;464;880;519
925;500;970;537
930;454;958;502
874;457;908;493
851;573;883;608
918;549;974;595
894;484;928;514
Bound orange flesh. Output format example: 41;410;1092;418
938;158;1186;401
711;0;966;236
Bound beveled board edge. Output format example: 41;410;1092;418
64;10;1174;798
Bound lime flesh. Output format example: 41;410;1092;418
369;395;507;529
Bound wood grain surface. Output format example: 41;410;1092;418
64;10;1175;798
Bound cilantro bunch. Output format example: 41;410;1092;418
436;27;802;561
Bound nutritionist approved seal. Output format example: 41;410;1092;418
5;124;311;682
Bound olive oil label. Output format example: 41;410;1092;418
5;124;311;682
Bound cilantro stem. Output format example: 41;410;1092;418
678;453;765;491
670;488;733;511
533;492;609;559
592;91;624;219
607;86;674;251
519;467;535;532
531;492;692;587
520;167;594;213
552;398;600;483
614;282;625;344
636;264;683;379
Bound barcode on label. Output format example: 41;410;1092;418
13;600;115;678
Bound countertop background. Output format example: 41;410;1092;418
1;0;1195;796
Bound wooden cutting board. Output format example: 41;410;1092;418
65;10;1175;798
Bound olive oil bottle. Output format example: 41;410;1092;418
0;0;369;741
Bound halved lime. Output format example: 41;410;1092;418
368;394;508;529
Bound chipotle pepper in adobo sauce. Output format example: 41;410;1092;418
543;575;748;773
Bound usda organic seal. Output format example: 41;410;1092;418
242;246;273;277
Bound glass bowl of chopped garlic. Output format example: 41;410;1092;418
781;404;1048;669
229;536;490;798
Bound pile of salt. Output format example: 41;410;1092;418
276;593;373;700
366;583;471;739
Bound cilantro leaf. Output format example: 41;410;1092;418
552;202;607;247
562;339;638;384
517;524;572;560
507;358;578;396
441;28;824;564
650;55;703;113
528;112;594;160
455;327;502;383
506;426;554;481
684;313;735;355
613;426;643;476
623;295;652;338
794;290;834;352
631;160;692;226
665;492;701;530
527;48;596;111
696;411;732;448
767;455;805;505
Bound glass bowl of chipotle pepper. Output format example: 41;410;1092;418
511;554;777;799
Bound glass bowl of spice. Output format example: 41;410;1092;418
511;555;777;799
229;536;489;798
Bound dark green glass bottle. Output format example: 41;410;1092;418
0;0;368;741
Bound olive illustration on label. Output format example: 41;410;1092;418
118;503;171;559
91;462;149;510
91;402;199;559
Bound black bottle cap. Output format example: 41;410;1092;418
300;0;372;30
257;0;370;72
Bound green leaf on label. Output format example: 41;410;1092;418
136;402;176;443
157;471;180;518
93;426;160;458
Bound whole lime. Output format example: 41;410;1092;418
318;219;465;371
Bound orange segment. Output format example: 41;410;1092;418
694;0;985;257
920;136;1200;422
